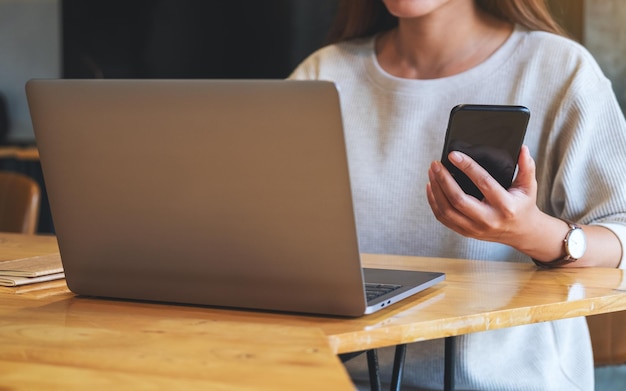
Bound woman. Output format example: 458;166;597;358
289;0;626;390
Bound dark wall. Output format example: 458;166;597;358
62;0;338;79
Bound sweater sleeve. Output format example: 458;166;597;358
287;48;326;80
547;60;626;269
594;223;626;269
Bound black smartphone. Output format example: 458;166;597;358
441;104;530;199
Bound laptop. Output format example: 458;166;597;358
26;79;444;317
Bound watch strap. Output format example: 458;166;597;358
532;254;578;268
531;222;583;269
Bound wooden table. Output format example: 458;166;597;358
2;233;626;390
0;235;354;390
0;146;39;161
0;146;39;160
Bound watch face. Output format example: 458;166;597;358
567;228;587;259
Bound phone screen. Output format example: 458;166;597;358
441;104;530;199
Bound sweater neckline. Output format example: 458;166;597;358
364;25;527;95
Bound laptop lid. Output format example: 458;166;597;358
26;79;443;317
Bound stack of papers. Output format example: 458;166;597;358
0;253;64;287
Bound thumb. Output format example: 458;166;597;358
511;145;537;195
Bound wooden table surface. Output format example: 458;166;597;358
0;234;354;390
2;232;626;390
0;146;39;161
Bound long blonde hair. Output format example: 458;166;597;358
326;0;566;44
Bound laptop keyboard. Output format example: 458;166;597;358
365;283;402;302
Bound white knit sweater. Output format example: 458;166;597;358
290;25;626;390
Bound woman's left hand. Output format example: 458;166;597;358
426;145;541;247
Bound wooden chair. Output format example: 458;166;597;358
0;171;41;234
588;311;626;366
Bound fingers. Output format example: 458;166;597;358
428;146;540;243
427;160;477;232
446;151;503;201
427;150;508;233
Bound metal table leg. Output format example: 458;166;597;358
367;349;382;391
390;344;407;391
444;336;456;391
